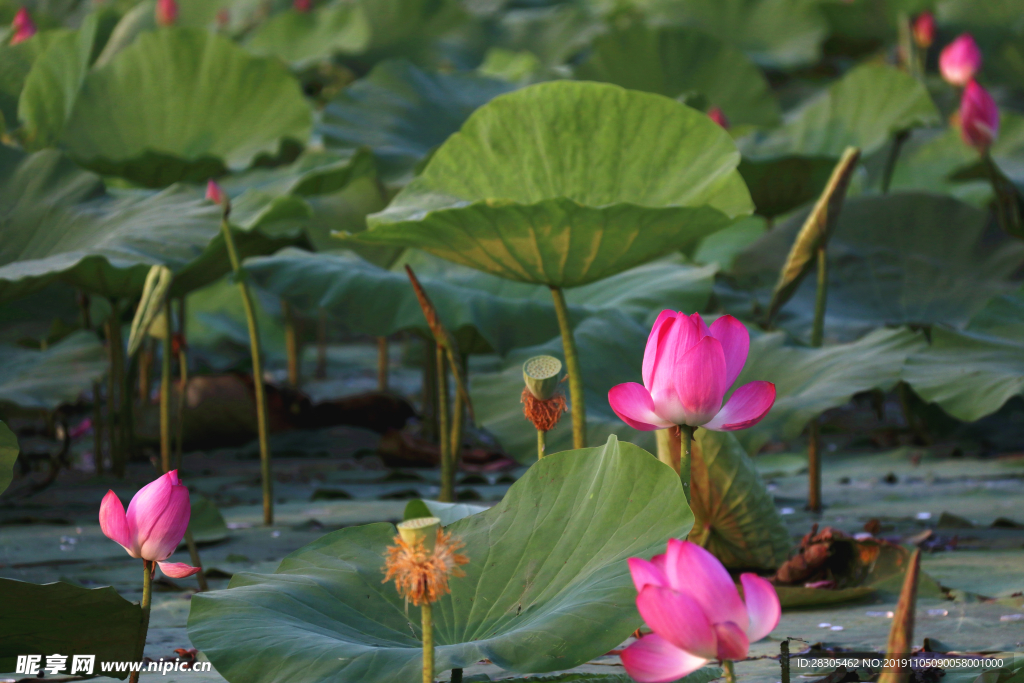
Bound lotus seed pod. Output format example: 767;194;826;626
398;517;440;551
523;355;562;401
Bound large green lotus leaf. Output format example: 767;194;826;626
0;420;17;496
493;4;605;68
318;59;516;185
61;28;312;186
0;579;142;678
244;248;715;355
244;2;370;67
403;499;489;525
575;24;780;127
188;436;692;681
471;312;657;462
737;155;839;219
345;0;467;61
353;81;753;287
632;0;829;69
17;14;97;149
730;193;1024;342
0;29;67;130
888;127;992;204
0;331;107;411
902;286;1024;422
741;64;939;160
689;429;791;570
733;328;926;454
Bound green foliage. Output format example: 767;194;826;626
0;579;142;678
244;3;370;66
353;81;752;287
0;330;107;411
188;436;692;682
0;420;17;496
61;28;312;186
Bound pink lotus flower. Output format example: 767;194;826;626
960;80;999;149
621;540;781;683
912;12;934;49
205;179;227;206
707;108;729;130
99;470;200;578
155;0;178;26
608;312;775;431
294;0;312;11
940;34;982;87
10;7;36;45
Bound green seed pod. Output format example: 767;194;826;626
397;517;441;551
523;355;562;401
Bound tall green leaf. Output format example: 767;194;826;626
0;330;107;410
575;23;780;127
188;436;692;682
690;429;791;570
0;29;68;130
741;64;939;159
61;28;312;186
318;59;516;184
350;81;753;287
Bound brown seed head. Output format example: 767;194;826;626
521;387;567;432
383;528;468;606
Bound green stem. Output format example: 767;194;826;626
449;354;464;477
377;336;389;392
422;601;434;683
780;639;790;683
184;529;208;592
437;345;453;503
537;429;545;460
550;286;585;449
679;425;694;505
129;560;153;683
723;659;736;683
220;218;274;526
160;300;172;474
811;246;828;348
175;346;188;470
283;299;300;388
655;427;679;473
880;131;909;194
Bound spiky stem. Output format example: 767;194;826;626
550;286;585;449
220;217;273;525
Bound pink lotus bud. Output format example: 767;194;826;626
99;470;200;578
621;540;781;682
940;34;982;87
960;79;999;149
294;0;312;11
912;12;934;49
205;179;227;206
608;311;775;432
155;0;178;26
10;7;36;45
707;107;729;130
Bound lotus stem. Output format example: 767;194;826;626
160;300;172;474
106;308;125;477
315;308;328;379
982;151;1023;238
549;286;586;449
656;427;681;473
283;299;300;388
129;560;154;683
449;354;464;476
679;425;694;505
139;340;153;404
437;345;453;503
537;429;545;460
78;292;104;475
807;245;828;512
781;640;790;683
377;336;389;391
219;217;274;526
723;659;736;683
421;601;434;683
174;297;188;471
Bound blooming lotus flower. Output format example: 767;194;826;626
940;34;982;86
10;8;36;45
960;79;999;149
621;540;781;683
100;470;200;578
707;107;729;130
912;12;934;49
608;312;775;431
155;0;178;26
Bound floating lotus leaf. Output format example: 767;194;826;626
350;81;753;287
188;436;692;682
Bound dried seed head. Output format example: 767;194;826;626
383;526;468;607
522;387;567;432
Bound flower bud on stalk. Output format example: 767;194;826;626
912;12;934;49
10;8;36;45
940;34;982;86
707;107;729;130
960;79;999;150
